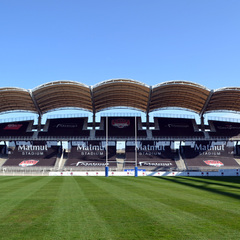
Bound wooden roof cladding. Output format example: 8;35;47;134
92;79;150;112
205;87;240;113
1;79;240;116
32;81;92;113
149;81;210;114
0;87;37;113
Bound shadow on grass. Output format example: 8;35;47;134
179;176;240;191
154;176;240;201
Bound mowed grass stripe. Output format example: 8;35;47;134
128;177;240;230
76;177;179;240
0;176;40;196
0;177;63;240
111;176;240;215
90;177;207;239
0;176;23;184
83;177;190;240
0;176;239;239
92;177;240;239
116;176;240;212
0;177;54;219
44;176;115;240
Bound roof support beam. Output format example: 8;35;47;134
199;90;214;117
146;86;152;129
28;90;42;131
90;86;96;130
199;90;214;131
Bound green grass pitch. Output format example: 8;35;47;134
0;176;239;240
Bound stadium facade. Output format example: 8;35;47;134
0;79;240;176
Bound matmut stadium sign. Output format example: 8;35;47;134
137;141;166;156
17;144;48;156
77;144;105;151
76;142;105;156
194;142;233;156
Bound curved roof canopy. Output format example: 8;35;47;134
32;81;92;114
0;79;239;116
0;87;36;114
149;81;211;114
206;87;240;113
93;79;150;112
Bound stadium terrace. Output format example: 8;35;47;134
0;79;240;176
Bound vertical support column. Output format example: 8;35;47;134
146;112;149;130
90;85;96;130
201;115;205;132
37;114;42;131
92;111;96;130
146;86;152;130
199;89;214;132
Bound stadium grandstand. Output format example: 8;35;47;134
0;79;240;176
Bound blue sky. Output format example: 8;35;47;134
0;0;240;120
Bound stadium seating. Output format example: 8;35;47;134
181;141;240;169
95;117;147;137
152;117;204;138
0;121;33;137
1;116;240;172
208;120;240;138
65;141;117;170
3;141;60;167
125;141;178;170
38;118;90;137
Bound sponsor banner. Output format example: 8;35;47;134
137;141;166;151
67;141;116;165
76;142;105;152
69;160;117;167
16;144;49;156
194;141;234;156
53;123;78;129
136;141;167;157
71;161;108;167
73;141;116;150
138;152;162;156
19;160;39;167
111;118;130;128
204;160;224;167
138;161;173;167
216;124;240;130
4;124;23;130
166;123;189;128
78;151;104;156
69;141;109;162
